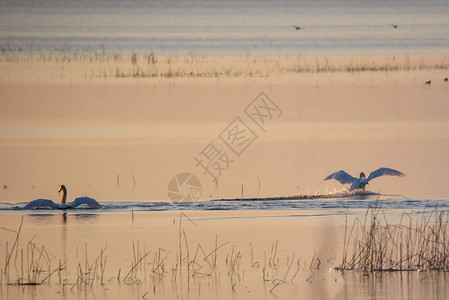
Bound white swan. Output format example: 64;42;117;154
323;167;405;191
24;185;101;209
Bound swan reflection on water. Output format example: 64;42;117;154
24;185;101;210
27;213;99;220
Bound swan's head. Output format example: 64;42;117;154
360;172;366;179
58;185;66;193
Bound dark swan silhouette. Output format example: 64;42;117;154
324;167;405;191
24;185;101;209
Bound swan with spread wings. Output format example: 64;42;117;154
323;167;405;191
24;185;101;209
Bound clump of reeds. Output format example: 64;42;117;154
337;205;449;272
2;217;67;286
1;216;109;290
1;213;331;297
75;245;107;288
2;48;449;80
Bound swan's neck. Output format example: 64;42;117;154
61;186;67;204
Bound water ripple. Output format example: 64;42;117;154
1;196;448;213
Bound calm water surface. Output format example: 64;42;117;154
1;0;448;56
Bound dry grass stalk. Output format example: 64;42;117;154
4;216;23;277
123;251;151;283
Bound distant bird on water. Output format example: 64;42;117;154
324;167;405;191
425;80;431;85
444;77;448;82
292;25;303;30
391;24;399;29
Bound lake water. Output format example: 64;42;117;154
1;0;449;56
1;196;449;213
1;2;449;298
1;204;449;300
1;71;449;202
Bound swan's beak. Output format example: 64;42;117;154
58;186;62;193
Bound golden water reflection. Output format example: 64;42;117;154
1;211;449;299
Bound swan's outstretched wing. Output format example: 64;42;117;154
323;170;356;184
71;197;102;209
366;167;405;182
24;199;57;209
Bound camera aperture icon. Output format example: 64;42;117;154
167;172;202;204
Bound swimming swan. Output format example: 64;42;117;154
323;167;405;191
24;185;101;209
